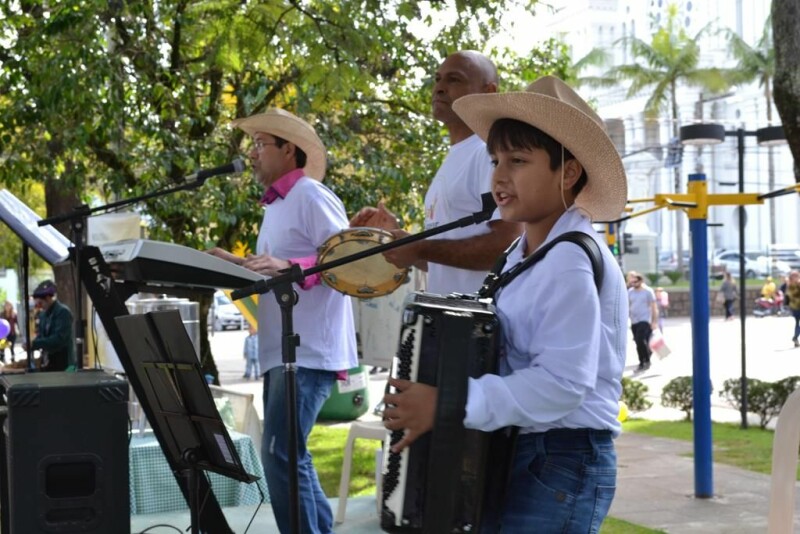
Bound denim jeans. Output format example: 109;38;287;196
245;357;261;379
792;309;800;340
262;366;336;534
482;429;617;533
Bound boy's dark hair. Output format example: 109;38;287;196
274;135;308;170
487;118;588;197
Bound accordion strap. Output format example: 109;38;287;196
478;231;605;299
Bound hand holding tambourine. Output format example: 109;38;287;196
317;228;409;298
349;201;400;231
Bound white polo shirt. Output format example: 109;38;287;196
424;134;498;295
256;176;358;373
464;208;629;437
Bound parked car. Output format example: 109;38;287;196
711;250;791;279
658;250;724;278
658;250;690;274
208;291;244;331
767;244;800;272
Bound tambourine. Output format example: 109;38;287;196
317;228;409;298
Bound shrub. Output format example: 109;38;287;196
645;272;661;286
772;376;800;411
664;270;684;285
621;376;652;412
661;376;696;421
720;377;781;429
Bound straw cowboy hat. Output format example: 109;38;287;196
452;76;627;221
232;108;327;181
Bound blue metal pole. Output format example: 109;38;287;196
688;172;714;498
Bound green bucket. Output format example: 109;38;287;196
317;365;369;421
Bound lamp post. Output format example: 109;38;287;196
680;123;786;431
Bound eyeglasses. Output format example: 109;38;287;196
251;140;278;152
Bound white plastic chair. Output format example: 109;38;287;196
335;420;387;524
208;385;263;449
768;387;800;533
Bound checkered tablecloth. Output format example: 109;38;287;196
129;430;269;515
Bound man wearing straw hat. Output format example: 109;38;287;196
383;77;629;532
209;108;357;534
350;51;521;296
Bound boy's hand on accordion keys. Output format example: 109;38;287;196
383;378;438;453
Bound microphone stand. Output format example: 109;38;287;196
230;192;497;534
37;178;217;369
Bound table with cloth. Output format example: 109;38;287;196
129;430;269;515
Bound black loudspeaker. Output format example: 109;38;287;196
0;371;129;534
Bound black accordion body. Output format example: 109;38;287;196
381;292;512;533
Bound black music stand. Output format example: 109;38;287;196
115;310;259;534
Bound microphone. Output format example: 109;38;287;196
480;191;497;214
185;158;246;183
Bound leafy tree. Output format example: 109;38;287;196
772;0;800;185
726;17;779;244
0;0;565;379
603;3;731;272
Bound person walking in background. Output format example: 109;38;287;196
784;271;800;347
654;287;669;331
628;271;658;371
1;301;18;363
720;272;738;321
242;324;260;380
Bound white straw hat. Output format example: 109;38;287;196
232;108;327;181
452;76;627;221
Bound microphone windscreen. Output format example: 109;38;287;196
480;192;496;213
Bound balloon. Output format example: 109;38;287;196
617;401;629;423
0;319;9;340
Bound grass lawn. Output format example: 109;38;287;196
308;424;664;533
623;418;796;478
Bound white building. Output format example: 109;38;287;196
534;0;798;257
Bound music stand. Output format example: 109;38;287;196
115;310;259;534
0;189;73;369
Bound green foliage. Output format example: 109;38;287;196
771;376;800;410
720;377;796;429
0;0;564;254
664;270;684;284
621;376;652;412
660;376;696;421
644;272;661;286
0;0;568;371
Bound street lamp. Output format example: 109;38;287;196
680;123;787;430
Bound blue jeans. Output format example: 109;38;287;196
262;366;336;534
245;357;261;378
792;309;800;340
482;429;617;533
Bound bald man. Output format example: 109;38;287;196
351;51;521;296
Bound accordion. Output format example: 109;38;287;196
380;292;514;533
